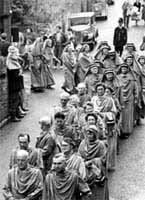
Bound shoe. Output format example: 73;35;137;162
17;114;25;119
11;117;21;122
22;108;29;112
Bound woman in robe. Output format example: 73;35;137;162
102;68;121;99
138;55;145;117
62;44;77;94
31;37;45;92
124;54;141;125
42;38;55;89
94;44;111;63
77;44;94;83
84;61;103;97
117;63;138;138
78;125;109;200
61;137;86;180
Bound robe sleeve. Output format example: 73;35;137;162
41;137;56;157
27;170;43;200
3;171;13;200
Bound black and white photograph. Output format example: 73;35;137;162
1;0;145;199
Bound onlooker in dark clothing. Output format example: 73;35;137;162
53;26;67;67
113;18;127;56
0;33;10;57
134;0;141;12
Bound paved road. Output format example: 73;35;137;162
1;0;145;199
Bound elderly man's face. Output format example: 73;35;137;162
60;98;68;107
78;86;86;95
40;123;49;132
97;86;105;96
17;154;28;170
52;158;66;173
19;136;29;150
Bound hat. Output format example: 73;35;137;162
104;68;114;74
1;33;7;39
138;55;145;61
119;63;129;68
96;82;106;90
39;116;51;125
86;125;99;134
97;41;110;50
123;54;134;62
126;43;136;51
118;17;123;23
63;137;76;148
100;44;111;51
60;92;70;100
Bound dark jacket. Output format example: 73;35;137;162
113;26;127;47
0;39;10;57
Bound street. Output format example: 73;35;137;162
1;0;145;199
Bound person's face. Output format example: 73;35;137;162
19;136;29;150
56;27;61;33
87;130;96;142
126;58;133;66
77;86;86;95
139;58;145;66
105;88;112;96
55;118;65;128
61;141;71;154
102;48;109;55
60;98;68;107
127;46;133;53
106;72;114;81
47;39;52;47
52;159;65;173
87;116;96;125
40;123;49;132
90;66;98;74
118;22;123;26
85;105;94;114
17;155;28;170
68;46;73;53
121;66;128;74
97;86;105;96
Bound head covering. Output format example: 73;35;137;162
118;17;123;23
86;125;99;135
63;137;76;148
8;46;18;54
39;116;51;125
85;61;103;77
1;33;7;39
138;55;145;62
81;44;90;52
100;44;111;51
97;41;110;50
60;92;70;100
53;153;66;162
125;43;136;51
123;54;134;62
76;82;86;89
95;82;106;91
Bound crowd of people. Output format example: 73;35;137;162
1;0;145;199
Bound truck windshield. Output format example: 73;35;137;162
70;17;90;26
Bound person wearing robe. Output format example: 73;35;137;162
94;41;111;61
107;51;123;72
36;116;56;175
84;61;103;97
124;54;141;125
95;44;111;64
102;68;121;98
138;56;145;117
62;44;77;94
43;153;91;200
10;134;43;170
104;86;120;170
31;37;45;92
52;112;74;151
76;82;91;107
52;92;76;125
78;125;109;200
117;63;138;138
61;137;86;180
77;44;94;83
42;38;55;89
3;150;43;200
